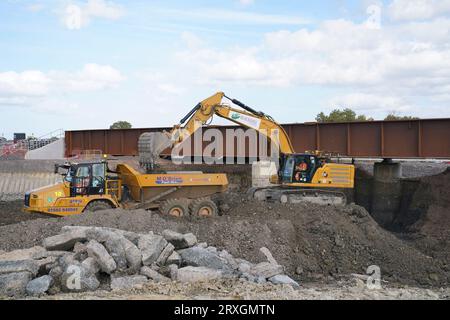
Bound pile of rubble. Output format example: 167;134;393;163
0;226;299;297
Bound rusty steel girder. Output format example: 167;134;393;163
65;118;450;159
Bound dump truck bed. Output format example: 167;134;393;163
116;164;228;204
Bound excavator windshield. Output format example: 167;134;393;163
281;154;320;184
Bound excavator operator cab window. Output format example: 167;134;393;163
281;156;296;183
282;154;318;184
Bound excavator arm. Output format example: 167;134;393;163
172;92;294;152
138;92;295;171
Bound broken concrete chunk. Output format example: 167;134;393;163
138;234;167;266
81;257;100;274
260;247;278;265
238;262;252;274
73;242;88;261
240;272;257;283
0;246;47;261
196;242;208;249
166;251;181;266
250;262;284;279
156;243;175;266
119;237;142;272
110;275;148;290
0;272;32;297
57;253;77;269
178;247;232;272
36;256;58;275
206;246;218;253
60;263;100;292
177;266;223;283
140;266;170;282
86;240;117;274
0;259;40;276
219;250;239;270
26;275;53;296
103;236;128;270
168;264;178;281
183;233;198;248
43;229;87;251
269;275;300;289
81;227;142;272
61;226;141;245
162;230;197;249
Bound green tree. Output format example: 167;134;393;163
110;121;132;129
316;108;374;123
384;113;419;121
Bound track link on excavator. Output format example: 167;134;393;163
248;186;347;206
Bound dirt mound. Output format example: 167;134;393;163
0;196;447;287
0;201;52;226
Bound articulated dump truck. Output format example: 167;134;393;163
23;160;228;217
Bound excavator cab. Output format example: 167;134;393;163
281;154;321;184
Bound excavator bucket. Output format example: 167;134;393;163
138;132;173;172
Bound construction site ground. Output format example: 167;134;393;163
0;161;449;300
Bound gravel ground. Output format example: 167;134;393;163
0;198;448;287
0;200;51;226
24;278;449;300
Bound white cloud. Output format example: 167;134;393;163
0;71;50;97
0;64;124;111
328;93;412;113
51;63;124;91
389;0;450;21
173;15;450;117
62;0;124;30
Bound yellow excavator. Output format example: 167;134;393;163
138;92;355;205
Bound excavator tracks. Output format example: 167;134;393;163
249;187;347;206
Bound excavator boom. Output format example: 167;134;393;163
138;92;295;171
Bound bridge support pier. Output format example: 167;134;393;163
371;159;403;228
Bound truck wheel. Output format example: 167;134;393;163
159;199;189;217
189;198;218;217
84;201;113;212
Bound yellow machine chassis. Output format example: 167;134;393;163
23;163;228;216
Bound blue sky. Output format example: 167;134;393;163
1;0;450;138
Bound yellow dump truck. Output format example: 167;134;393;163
23;160;228;217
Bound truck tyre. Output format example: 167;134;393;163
189;198;218;217
159;199;189;217
84;201;114;212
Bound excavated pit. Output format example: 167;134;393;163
354;163;449;233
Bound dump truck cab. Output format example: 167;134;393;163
24;160;121;216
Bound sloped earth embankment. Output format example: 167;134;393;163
0;198;448;288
